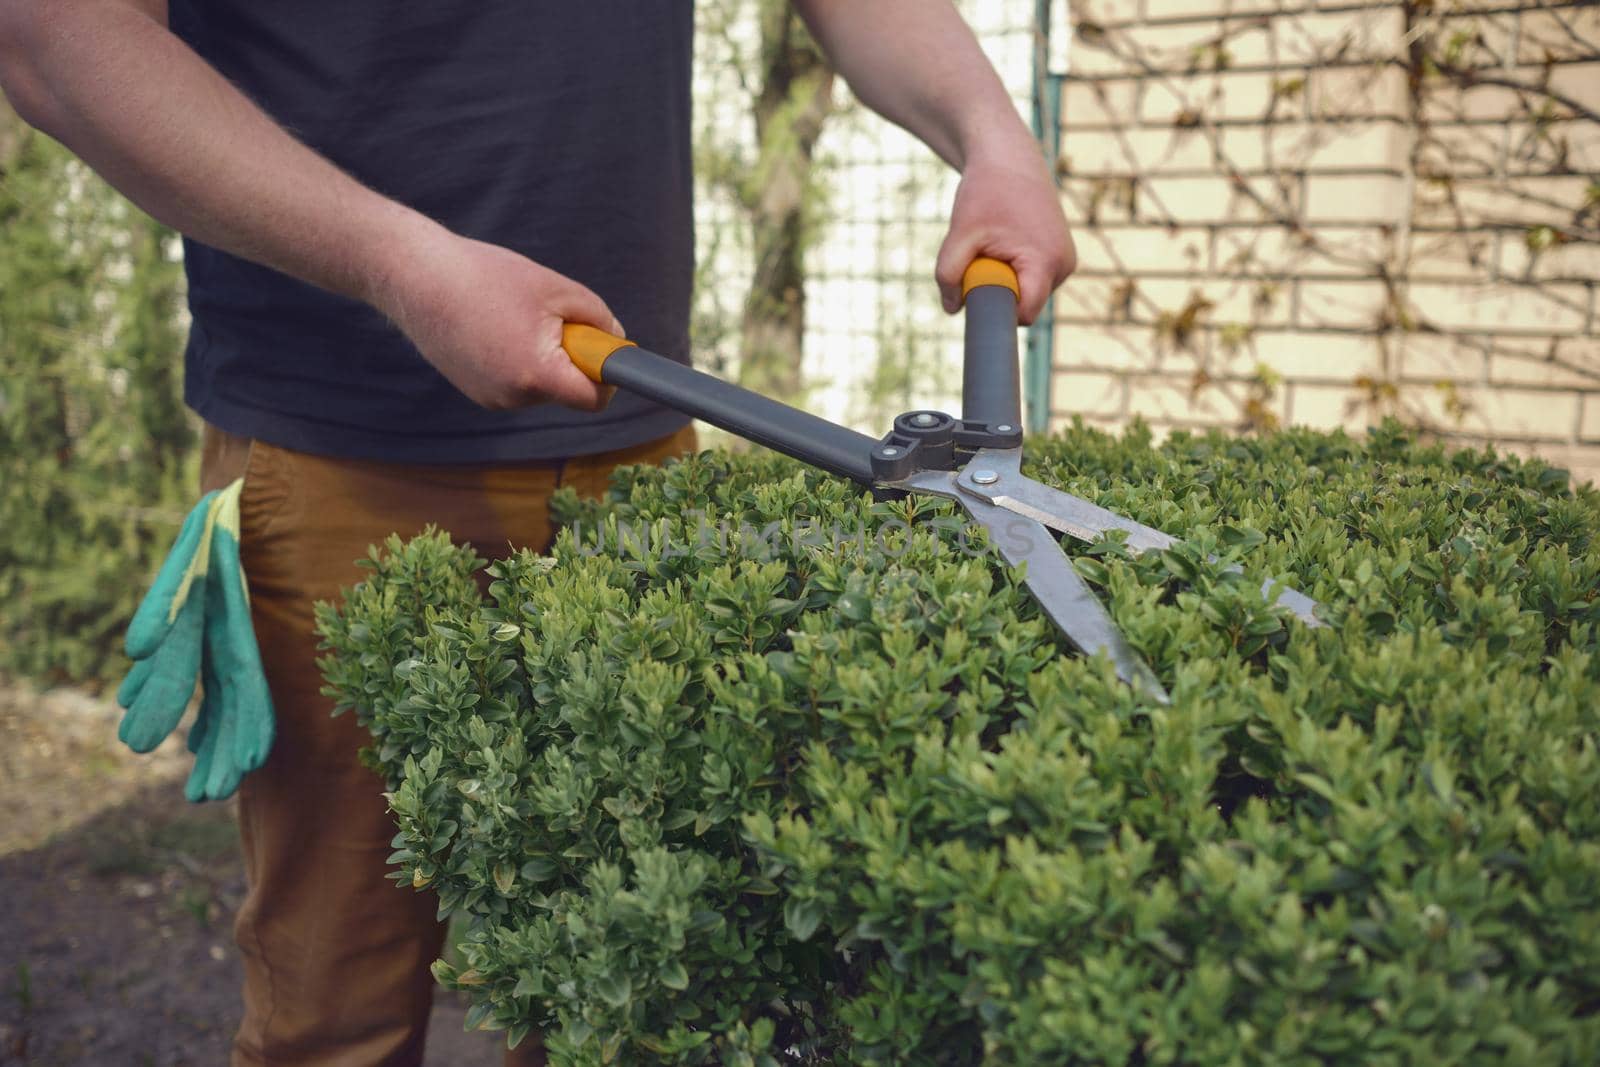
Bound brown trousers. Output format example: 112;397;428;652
200;423;697;1067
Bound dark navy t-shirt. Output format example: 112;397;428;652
170;1;695;462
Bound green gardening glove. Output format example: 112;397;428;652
185;481;276;802
117;489;220;750
117;480;276;801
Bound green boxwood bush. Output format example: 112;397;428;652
317;421;1600;1065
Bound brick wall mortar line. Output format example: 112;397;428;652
1065;115;1579;132
1078;0;1592;35
1396;3;1421;380
1067;166;1413;180
1064;371;1600;393
1061;220;1587;234
1492;11;1521;187
1061;54;1596;83
1054;323;1597;344
1415;223;1600;235
1067;269;1600;287
1065;115;1399;131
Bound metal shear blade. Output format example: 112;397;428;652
897;446;1327;702
952;449;1325;630
898;462;1171;704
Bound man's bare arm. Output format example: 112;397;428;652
792;0;1074;324
0;0;612;409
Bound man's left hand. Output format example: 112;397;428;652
935;144;1076;326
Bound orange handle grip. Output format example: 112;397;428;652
561;324;636;383
960;257;1020;304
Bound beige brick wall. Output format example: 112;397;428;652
1053;0;1600;486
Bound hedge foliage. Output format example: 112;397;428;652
0;129;194;685
318;421;1600;1065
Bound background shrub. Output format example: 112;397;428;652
318;421;1600;1065
0;129;194;686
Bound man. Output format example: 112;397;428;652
0;0;1074;1062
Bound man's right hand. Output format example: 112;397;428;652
374;229;620;412
0;0;620;414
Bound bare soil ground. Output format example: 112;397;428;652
0;678;507;1066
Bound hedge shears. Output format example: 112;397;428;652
562;259;1323;703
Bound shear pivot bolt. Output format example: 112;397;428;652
971;469;999;485
911;413;938;427
995;424;1014;433
881;446;901;457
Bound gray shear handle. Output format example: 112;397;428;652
960;257;1023;431
560;324;879;484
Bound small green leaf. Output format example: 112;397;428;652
519;857;559;882
659;960;690;990
593;972;632;1008
784;897;823;942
